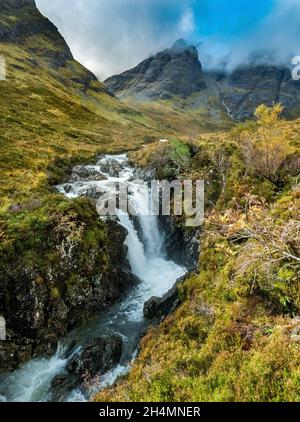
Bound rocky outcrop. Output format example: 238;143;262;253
67;335;123;379
51;335;123;399
0;0;73;66
143;278;183;322
161;216;200;272
0;210;135;374
105;39;206;101
221;65;300;120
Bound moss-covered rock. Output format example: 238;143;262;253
0;197;134;373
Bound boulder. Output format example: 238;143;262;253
51;334;123;399
100;159;123;177
144;277;185;321
67;335;123;380
70;166;106;182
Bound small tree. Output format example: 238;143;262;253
239;104;294;188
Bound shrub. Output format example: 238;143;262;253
238;104;295;188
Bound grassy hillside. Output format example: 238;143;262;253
124;95;233;140
0;1;164;214
94;105;300;402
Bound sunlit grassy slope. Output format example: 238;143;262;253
125;95;234;139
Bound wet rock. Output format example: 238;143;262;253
100;159;123;177
144;276;185;322
52;373;70;389
63;184;73;194
67;335;124;381
51;334;124;398
144;297;162;319
160;216;200;271
70;166;106;182
51;372;77;401
85;186;105;201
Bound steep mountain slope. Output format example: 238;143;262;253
0;0;162;212
221;65;300;120
105;40;300;121
105;39;205;101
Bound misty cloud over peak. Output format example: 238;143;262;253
35;0;300;79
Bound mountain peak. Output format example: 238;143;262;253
168;39;198;58
105;41;205;101
171;39;188;51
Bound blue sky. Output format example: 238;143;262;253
36;0;298;79
192;0;275;37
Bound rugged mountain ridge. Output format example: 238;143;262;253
105;39;205;101
221;65;300;120
105;40;300;120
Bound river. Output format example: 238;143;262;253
0;154;186;402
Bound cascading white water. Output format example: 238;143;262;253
0;154;186;402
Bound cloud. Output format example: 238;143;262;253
179;8;195;34
36;0;195;80
35;0;300;78
199;0;300;71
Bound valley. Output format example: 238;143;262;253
0;0;299;404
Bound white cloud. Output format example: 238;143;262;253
199;0;300;71
179;8;195;34
35;0;300;77
35;0;192;80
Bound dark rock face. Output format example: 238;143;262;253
51;335;123;399
67;335;123;380
160;216;200;272
143;279;182;322
105;40;206;101
0;218;135;374
221;65;300;120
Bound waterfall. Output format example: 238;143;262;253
0;154;186;402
